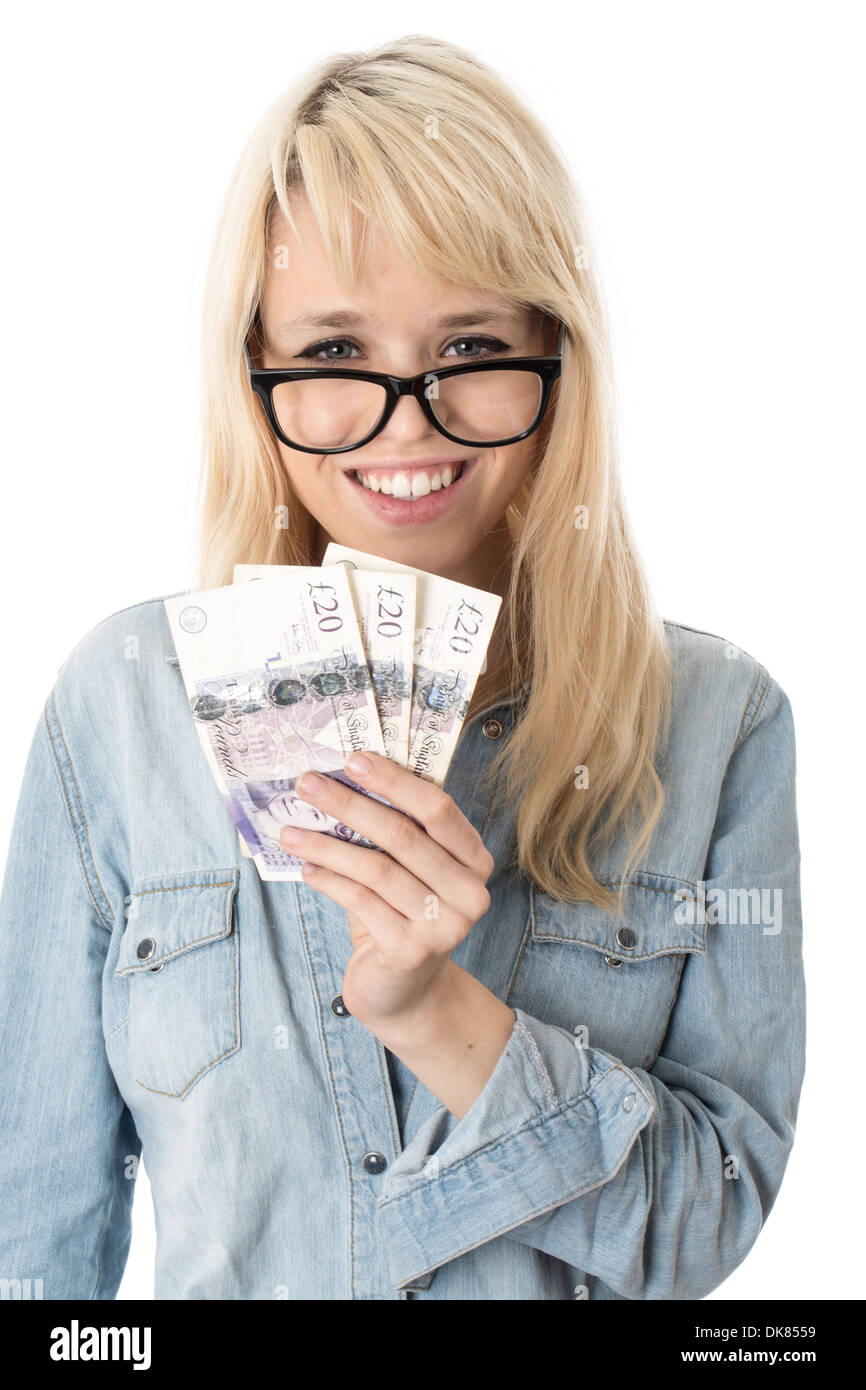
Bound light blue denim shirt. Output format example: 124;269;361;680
0;595;805;1300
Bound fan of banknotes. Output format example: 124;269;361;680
163;545;502;882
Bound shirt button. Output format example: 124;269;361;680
615;927;637;950
363;1152;388;1175
330;994;351;1018
481;718;503;739
136;937;156;961
622;1093;636;1112
604;955;623;969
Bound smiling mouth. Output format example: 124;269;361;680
350;461;468;498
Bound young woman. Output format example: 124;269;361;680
0;35;804;1301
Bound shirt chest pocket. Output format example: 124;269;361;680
506;872;706;1070
114;868;241;1099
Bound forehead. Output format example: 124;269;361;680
263;195;527;325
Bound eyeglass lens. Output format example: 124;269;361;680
269;369;544;449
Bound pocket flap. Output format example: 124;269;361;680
531;869;706;960
116;868;240;975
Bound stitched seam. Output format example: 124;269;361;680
662;618;735;643
530;885;705;957
646;951;688;1070
375;1043;402;1154
402;1076;421;1133
505;914;533;1008
479;739;510;842
87;1172;119;1299
531;935;704;959
599;882;696;899
735;664;771;748
379;1060;651;1206
118;882;236;971
135;1038;240;1097
514;1019;558;1108
133;881;235;896
133;890;240;1098
743;668;771;742
542;874;700;899
72;589;192;632
43;699;114;932
295;886;356;1296
117;924;232;972
44;705;108;928
47;694;114;924
135;928;240;1098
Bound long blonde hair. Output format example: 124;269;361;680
195;33;672;912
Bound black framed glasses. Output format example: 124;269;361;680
243;316;564;454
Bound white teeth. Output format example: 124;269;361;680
411;472;431;498
355;464;465;496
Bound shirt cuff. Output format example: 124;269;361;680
376;1007;654;1290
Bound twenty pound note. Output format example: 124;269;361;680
164;570;390;881
322;544;503;787
234;563;416;770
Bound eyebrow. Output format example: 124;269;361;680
275;305;532;335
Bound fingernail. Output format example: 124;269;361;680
281;827;304;845
298;772;326;795
345;753;372;776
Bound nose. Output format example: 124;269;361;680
377;389;441;444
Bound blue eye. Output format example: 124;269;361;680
297;339;358;362
294;335;512;364
445;336;511;359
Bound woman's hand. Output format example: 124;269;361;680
279;750;494;1025
278;750;516;1118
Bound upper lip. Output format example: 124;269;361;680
341;457;470;473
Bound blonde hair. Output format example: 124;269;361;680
195;33;672;912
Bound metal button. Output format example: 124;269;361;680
362;1152;387;1175
330;995;351;1018
481;718;503;740
149;962;164;973
622;1093;636;1112
615;927;637;950
604;955;623;969
136;937;156;961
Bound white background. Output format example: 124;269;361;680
1;0;862;1301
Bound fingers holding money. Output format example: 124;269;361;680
280;750;493;925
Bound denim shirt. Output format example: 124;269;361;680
0;595;805;1300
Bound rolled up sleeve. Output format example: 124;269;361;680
378;1010;653;1289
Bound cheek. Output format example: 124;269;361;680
279;445;313;489
278;447;334;514
506;439;538;483
483;442;537;502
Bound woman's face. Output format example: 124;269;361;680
254;195;552;585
